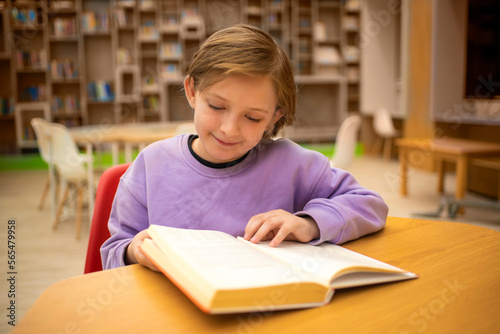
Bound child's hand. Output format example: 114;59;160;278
125;229;160;272
244;210;320;247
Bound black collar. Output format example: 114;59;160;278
188;135;249;169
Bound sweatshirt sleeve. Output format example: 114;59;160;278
296;159;388;245
100;156;149;270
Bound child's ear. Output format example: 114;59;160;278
273;107;284;125
184;76;196;109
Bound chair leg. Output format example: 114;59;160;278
383;138;393;160
53;185;70;231
437;160;446;194
38;175;50;210
371;137;383;156
75;184;84;240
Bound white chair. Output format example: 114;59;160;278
46;122;94;240
31;118;58;211
372;107;401;160
330;114;362;170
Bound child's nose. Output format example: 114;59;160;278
220;114;239;137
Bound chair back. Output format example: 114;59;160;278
373;107;397;138
47;123;88;182
84;163;131;274
330;114;362;170
31;118;52;163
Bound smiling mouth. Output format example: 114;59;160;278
213;134;238;147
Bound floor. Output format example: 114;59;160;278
1;155;499;331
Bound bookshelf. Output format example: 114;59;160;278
1;0;362;152
11;0;49;149
0;2;16;152
342;0;360;114
47;0;82;127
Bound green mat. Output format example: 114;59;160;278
0;152;118;172
0;143;364;171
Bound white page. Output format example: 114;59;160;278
239;238;410;286
150;226;324;290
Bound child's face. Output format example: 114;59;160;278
185;73;282;164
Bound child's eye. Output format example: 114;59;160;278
246;116;261;123
208;103;224;111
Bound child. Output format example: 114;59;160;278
101;24;388;272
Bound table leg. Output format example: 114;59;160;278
125;143;133;163
399;148;408;196
455;155;468;199
85;142;94;221
49;160;56;222
437;159;445;194
112;142;120;166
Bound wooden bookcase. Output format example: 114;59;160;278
10;0;49;149
46;0;82;128
342;0;360;114
1;0;362;152
0;3;16;152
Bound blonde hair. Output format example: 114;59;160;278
186;24;296;139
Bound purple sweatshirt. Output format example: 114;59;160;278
101;135;388;269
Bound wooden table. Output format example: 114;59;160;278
70;121;191;165
396;137;500;199
13;217;500;334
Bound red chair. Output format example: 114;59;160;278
84;163;131;274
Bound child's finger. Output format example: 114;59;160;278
243;213;268;240
248;217;281;244
268;226;291;247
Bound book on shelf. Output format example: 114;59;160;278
117;47;133;66
50;59;78;79
160;42;182;59
23;126;35;141
142;75;157;89
81;12;110;33
52;17;77;37
160;63;180;80
16;49;47;69
20;86;46;102
140;21;158;40
115;8;132;27
162;14;179;31
0;97;14;115
11;7;39;25
52;95;80;114
143;95;159;113
140;225;418;314
87;81;114;102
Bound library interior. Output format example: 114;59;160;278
0;0;499;333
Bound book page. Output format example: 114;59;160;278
149;226;325;290
239;238;412;287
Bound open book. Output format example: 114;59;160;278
140;225;417;314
